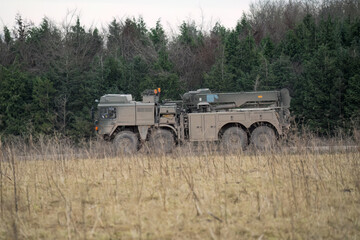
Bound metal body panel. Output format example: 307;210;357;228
218;114;246;122
159;105;177;114
138;126;150;140
100;94;132;103
117;103;136;125
97;120;116;135
183;89;284;110
136;103;155;125
159;115;176;124
204;114;217;140
189;109;282;142
189;114;202;141
189;113;217;141
159;104;177;124
216;110;282;135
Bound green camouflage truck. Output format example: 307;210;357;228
95;88;291;153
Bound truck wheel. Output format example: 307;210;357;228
150;129;175;154
113;131;139;154
221;127;248;152
251;126;276;150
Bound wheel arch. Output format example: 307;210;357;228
149;126;177;153
157;124;177;136
249;121;279;137
112;130;140;153
218;122;248;140
110;125;139;140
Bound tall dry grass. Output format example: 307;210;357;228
0;132;359;239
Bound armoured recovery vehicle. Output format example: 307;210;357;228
95;88;291;153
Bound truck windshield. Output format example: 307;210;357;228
100;107;116;119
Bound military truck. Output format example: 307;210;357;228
95;88;291;153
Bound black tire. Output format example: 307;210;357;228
221;127;248;152
251;126;276;150
113;131;139;155
150;129;175;154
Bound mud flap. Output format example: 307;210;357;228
138;126;149;140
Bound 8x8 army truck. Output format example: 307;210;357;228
95;88;291;153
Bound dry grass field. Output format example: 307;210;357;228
0;136;359;239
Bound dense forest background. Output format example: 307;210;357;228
0;0;359;140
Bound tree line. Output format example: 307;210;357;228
0;0;359;140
